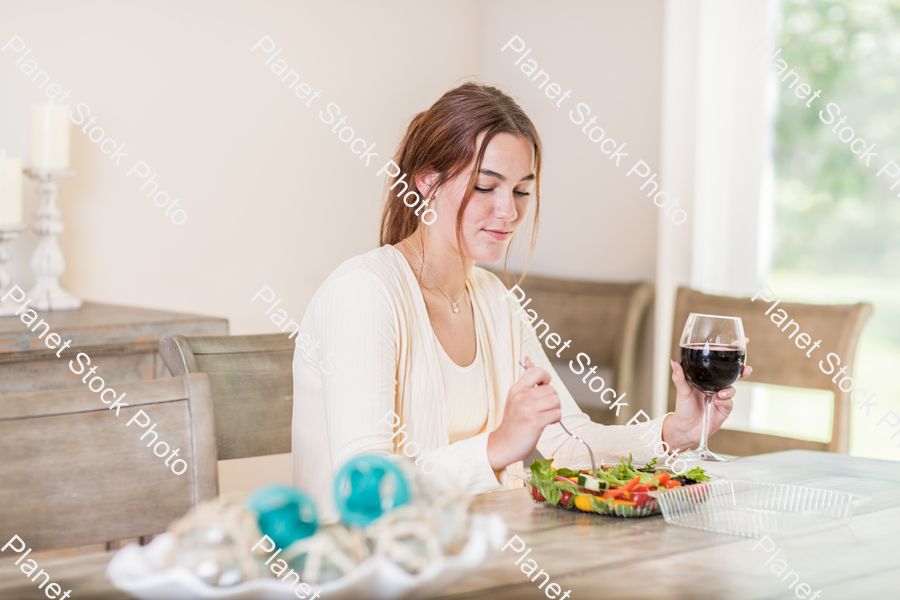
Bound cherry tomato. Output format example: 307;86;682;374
530;484;545;502
559;491;573;508
632;485;649;508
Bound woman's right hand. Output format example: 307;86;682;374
487;356;561;471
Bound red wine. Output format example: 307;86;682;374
680;343;746;393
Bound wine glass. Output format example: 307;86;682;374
677;313;747;462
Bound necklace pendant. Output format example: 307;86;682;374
452;303;460;314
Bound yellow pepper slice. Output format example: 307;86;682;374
613;499;637;506
573;495;593;512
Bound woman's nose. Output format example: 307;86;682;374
496;193;517;221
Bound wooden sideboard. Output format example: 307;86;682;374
0;302;228;393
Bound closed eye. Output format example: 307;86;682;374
474;187;531;197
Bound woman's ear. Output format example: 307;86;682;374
414;171;437;200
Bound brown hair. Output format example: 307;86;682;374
379;82;542;282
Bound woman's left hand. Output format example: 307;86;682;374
662;338;752;451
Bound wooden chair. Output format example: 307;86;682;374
158;333;294;459
668;286;872;455
487;268;654;425
0;374;217;552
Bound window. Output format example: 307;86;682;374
759;0;900;460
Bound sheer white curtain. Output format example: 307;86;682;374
652;0;778;417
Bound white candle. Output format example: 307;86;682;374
0;154;23;226
29;104;70;171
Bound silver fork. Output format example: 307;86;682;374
519;360;597;478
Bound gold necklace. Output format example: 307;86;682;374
402;239;466;314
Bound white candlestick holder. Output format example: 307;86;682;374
0;225;28;316
24;169;82;311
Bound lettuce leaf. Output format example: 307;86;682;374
681;467;710;482
553;480;582;494
555;467;581;478
529;458;557;484
589;495;615;514
543;483;562;505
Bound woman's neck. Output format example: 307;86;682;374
404;229;472;299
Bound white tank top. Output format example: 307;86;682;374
437;331;490;444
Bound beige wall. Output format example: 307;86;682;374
481;1;664;281
0;0;665;493
1;0;484;332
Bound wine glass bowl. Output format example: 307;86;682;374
677;313;746;463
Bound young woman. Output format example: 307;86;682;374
292;82;751;520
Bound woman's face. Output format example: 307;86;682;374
423;132;535;264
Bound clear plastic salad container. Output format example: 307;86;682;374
525;459;713;519
657;480;870;537
527;483;669;518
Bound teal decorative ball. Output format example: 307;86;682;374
246;485;318;549
333;454;411;527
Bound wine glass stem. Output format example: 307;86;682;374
696;392;714;452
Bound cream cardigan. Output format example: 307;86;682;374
291;245;669;521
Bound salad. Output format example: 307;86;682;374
527;455;710;518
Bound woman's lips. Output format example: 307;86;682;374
484;229;511;241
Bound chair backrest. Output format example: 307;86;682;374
487;269;654;424
158;333;294;460
669;286;872;454
0;374;217;552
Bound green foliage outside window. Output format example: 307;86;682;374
773;0;900;276
769;0;900;460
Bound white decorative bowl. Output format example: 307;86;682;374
106;514;508;600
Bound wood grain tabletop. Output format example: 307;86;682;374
1;450;897;599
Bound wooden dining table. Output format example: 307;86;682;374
2;449;898;599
